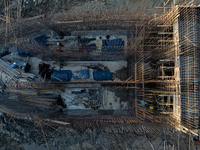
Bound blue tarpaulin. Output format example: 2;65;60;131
80;37;96;43
80;37;96;51
93;70;112;81
51;70;72;81
17;47;31;57
73;70;90;80
34;35;48;46
102;38;124;52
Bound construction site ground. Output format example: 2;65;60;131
0;114;198;150
0;0;199;149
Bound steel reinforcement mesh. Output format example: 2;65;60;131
179;7;200;129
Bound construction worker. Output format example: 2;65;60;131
149;106;154;110
96;36;102;52
11;62;17;69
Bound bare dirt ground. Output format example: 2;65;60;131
0;0;166;18
0;115;197;150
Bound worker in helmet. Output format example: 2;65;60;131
11;62;17;69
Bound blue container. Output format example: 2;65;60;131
51;70;72;81
93;70;112;81
73;70;90;80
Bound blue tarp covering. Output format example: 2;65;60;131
51;70;72;81
93;70;112;81
80;38;96;51
34;35;48;46
80;38;96;43
73;70;90;80
17;47;31;57
102;38;124;52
